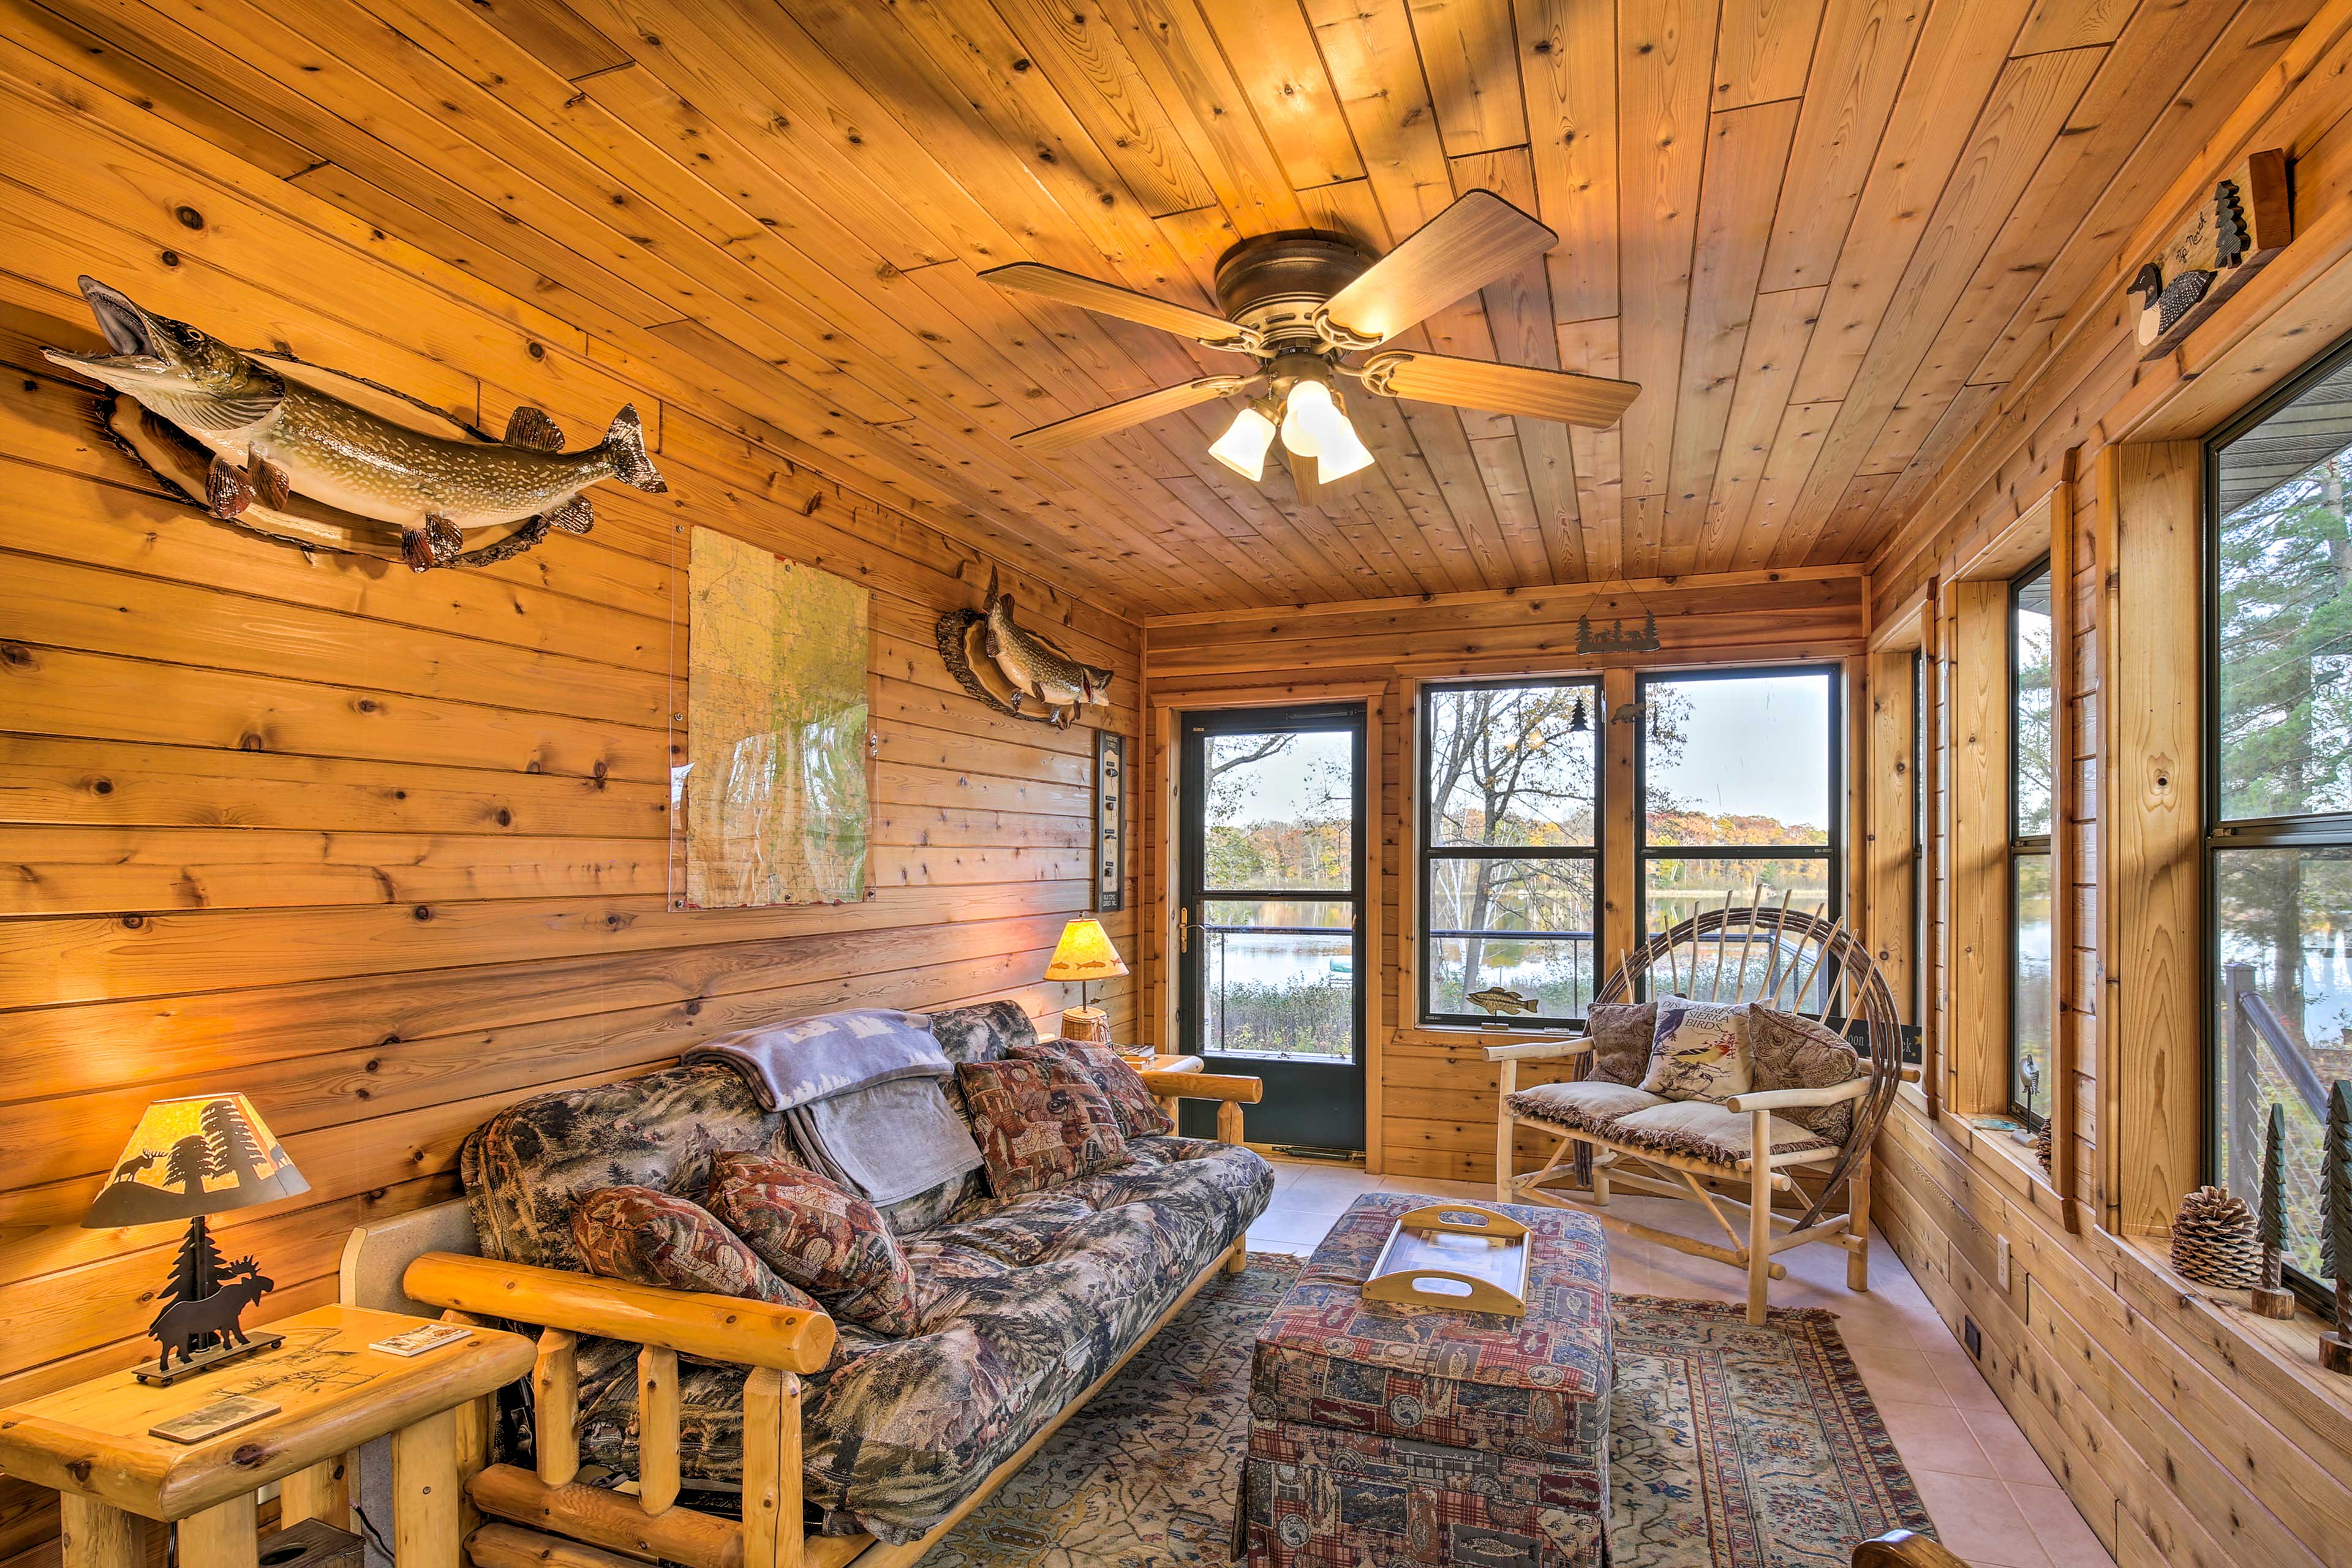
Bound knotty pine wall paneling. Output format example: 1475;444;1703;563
0;43;1142;1538
1140;568;1869;1180
1849;8;2352;1561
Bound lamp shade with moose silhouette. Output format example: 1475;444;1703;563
86;1095;307;1384
83;1093;308;1229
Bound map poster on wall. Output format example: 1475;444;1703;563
677;526;872;908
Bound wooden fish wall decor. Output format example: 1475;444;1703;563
43;276;666;572
2130;151;2291;361
934;566;1114;729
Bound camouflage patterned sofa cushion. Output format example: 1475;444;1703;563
570;1135;1275;1544
466;1063;794;1276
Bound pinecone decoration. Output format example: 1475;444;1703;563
2171;1185;2261;1289
2034;1118;2053;1175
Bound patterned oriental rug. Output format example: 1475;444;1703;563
916;1256;1934;1568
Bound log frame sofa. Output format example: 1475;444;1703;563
349;1008;1265;1568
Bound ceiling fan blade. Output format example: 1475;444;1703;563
1355;350;1639;428
980;262;1256;351
1011;375;1259;453
1315;190;1556;347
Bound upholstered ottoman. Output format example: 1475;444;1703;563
1242;1193;1612;1567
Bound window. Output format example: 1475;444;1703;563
1637;668;1839;1002
2207;340;2352;1310
1913;650;1929;1037
1419;679;1600;1025
2010;564;2055;1129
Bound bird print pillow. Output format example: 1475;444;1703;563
1638;994;1754;1103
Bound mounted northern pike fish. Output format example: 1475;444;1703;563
981;567;1114;726
45;276;666;570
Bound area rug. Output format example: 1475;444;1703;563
916;1256;1934;1567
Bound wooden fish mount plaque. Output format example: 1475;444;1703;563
2131;150;2291;361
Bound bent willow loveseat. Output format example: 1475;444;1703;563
349;1000;1270;1568
1488;897;1907;1324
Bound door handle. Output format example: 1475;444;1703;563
1179;905;1189;954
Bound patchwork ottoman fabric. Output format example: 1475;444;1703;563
1243;1194;1611;1567
1245;1420;1606;1568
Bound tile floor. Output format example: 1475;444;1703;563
1245;1158;2115;1568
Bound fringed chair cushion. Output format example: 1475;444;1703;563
1750;1006;1866;1142
1584;1001;1656;1086
1608;1101;1836;1164
1504;1079;1665;1137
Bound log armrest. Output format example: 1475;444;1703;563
404;1251;837;1374
1482;1035;1595;1063
1723;1076;1871;1114
1137;1069;1263;1103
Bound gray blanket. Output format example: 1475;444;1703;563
685;1008;983;1205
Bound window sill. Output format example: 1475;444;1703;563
1942;1110;2073;1227
2106;1231;2352;1443
1396;1023;1584;1048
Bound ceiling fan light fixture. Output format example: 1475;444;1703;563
1208;404;1278;481
1284;379;1374;480
1279;379;1327;459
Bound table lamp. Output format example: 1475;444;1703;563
1046;916;1128;1045
85;1092;309;1385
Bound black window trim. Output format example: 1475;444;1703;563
1417;674;1603;1029
2200;330;2352;1316
1632;663;1844;987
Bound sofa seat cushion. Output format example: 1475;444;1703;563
707;1153;922;1336
1606;1100;1836;1164
1504;1079;1666;1136
572;1186;816;1311
571;1136;1273;1545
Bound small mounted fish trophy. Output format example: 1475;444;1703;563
934;567;1115;729
1467;986;1541;1019
43;276;666;573
2130;151;2291;361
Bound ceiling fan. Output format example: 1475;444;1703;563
979;190;1640;487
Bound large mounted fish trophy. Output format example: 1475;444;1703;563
43;276;666;572
934;567;1114;729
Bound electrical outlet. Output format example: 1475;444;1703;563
1963;1317;1983;1359
1997;1234;2012;1291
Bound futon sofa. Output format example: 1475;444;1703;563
406;1000;1272;1568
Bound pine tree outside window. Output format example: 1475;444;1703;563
2207;340;2352;1312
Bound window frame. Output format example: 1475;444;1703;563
1632;663;1844;971
1415;675;1604;1029
2008;559;2056;1130
1913;649;1928;1035
2201;334;2352;1313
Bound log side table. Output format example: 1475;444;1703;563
0;1306;533;1568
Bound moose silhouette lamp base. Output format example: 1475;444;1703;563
83;1093;307;1386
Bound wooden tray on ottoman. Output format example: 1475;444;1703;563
1363;1202;1531;1316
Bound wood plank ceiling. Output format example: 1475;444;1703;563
12;0;2313;617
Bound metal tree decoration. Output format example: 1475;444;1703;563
2324;1081;2352;1374
2252;1101;2296;1319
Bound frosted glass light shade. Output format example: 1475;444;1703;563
1209;405;1278;480
1284;380;1375;480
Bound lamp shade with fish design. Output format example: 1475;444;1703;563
85;1093;309;1229
1046;918;1128;1044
